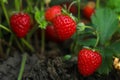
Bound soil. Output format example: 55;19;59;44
0;50;120;80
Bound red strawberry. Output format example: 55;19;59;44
83;6;95;19
52;15;76;41
45;5;62;22
45;25;61;42
78;48;102;76
10;13;31;38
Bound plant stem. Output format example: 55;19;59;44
71;0;81;54
27;25;39;43
17;53;27;80
41;29;45;55
96;0;100;9
0;42;4;57
15;37;24;53
68;1;77;12
20;0;22;11
0;13;4;57
1;1;10;25
15;0;22;11
94;32;99;48
77;0;80;21
1;1;15;55
0;38;5;58
0;24;11;32
21;38;35;52
40;1;45;55
6;35;14;55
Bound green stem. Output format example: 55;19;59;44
40;1;45;55
96;0;100;9
15;37;24;53
85;26;94;30
0;10;4;58
0;25;14;55
0;38;5;58
77;0;80;21
1;1;10;25
68;1;77;12
0;43;4;56
6;35;14;55
21;38;35;52
27;25;39;43
0;31;3;57
0;24;11;33
41;29;45;54
26;0;33;13
15;0;22;11
94;31;99;48
71;0;81;54
17;53;27;80
1;1;15;56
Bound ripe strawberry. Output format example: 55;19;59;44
78;48;102;76
52;15;76;41
45;25;61;42
10;13;31;38
83;6;94;19
45;5;62;22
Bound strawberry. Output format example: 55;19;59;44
45;25;61;42
83;5;95;19
78;48;102;76
10;13;31;38
45;5;62;22
52;15;76;41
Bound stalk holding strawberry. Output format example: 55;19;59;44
10;13;31;38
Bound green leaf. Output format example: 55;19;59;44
1;0;8;3
79;38;96;47
109;40;120;57
92;8;119;45
26;0;34;13
107;0;120;13
97;48;114;74
35;8;47;29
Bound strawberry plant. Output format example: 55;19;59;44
0;0;120;80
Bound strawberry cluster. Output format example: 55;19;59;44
45;5;76;42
